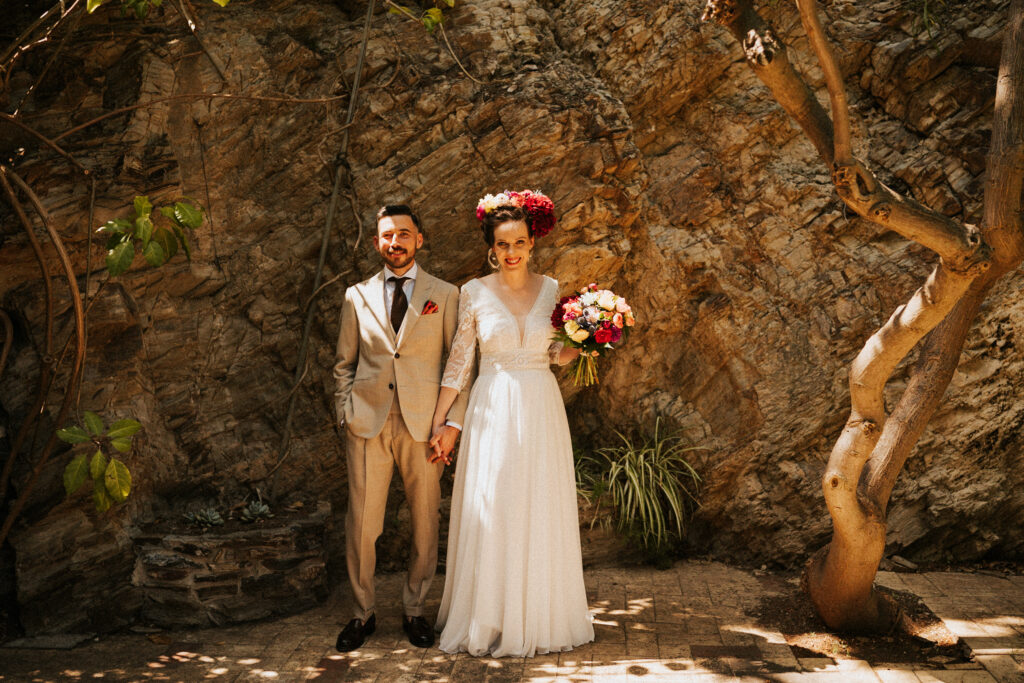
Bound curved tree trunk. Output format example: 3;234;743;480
703;0;1024;631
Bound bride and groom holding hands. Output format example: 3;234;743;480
332;192;595;658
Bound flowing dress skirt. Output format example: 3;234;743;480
437;362;594;657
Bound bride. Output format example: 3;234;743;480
428;190;595;657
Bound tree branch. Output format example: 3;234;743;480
863;286;987;512
794;0;851;163
702;0;835;165
702;0;993;272
982;0;1024;271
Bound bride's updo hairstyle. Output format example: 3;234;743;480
475;190;556;246
480;205;529;246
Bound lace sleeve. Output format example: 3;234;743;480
441;282;477;392
546;277;567;365
548;340;565;365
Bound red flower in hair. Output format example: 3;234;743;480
512;190;556;238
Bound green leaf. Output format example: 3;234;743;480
152;0;163;5
211;0;230;6
152;226;178;261
90;449;107;480
105;458;132;503
83;411;105;436
142;240;165;267
106;240;135;276
172;201;203;229
422;8;443;31
133;196;153;218
388;4;410;16
110;437;132;453
107;419;142;439
136;215;153;248
93;479;112;512
171;224;192;260
57;425;91;444
98;218;130;235
86;0;105;13
64;455;89;495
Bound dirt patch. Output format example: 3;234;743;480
750;582;969;666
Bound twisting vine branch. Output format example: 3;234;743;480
0;166;86;549
49;92;353;142
0;311;12;382
271;0;377;487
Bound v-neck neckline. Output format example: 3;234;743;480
478;276;548;348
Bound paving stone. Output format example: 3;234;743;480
975;654;1024;683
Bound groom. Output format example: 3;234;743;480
332;205;467;651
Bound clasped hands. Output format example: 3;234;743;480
428;420;460;465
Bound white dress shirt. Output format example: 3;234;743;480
383;263;418;319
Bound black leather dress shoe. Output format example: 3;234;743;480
403;615;435;648
336;614;375;652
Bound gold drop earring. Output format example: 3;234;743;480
488;249;500;270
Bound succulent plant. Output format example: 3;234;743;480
240;500;273;522
185;507;224;527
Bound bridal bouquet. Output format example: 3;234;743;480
551;284;635;386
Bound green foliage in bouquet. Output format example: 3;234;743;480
58;412;140;512
98;196;204;276
576;419;702;556
185;508;225;527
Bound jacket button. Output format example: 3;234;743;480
395;352;401;358
388;383;394;390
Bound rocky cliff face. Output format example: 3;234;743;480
0;0;1017;633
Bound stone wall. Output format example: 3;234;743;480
0;0;1018;633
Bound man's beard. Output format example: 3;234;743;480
383;248;414;269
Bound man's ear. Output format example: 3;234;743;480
415;233;424;249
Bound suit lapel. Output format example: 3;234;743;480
355;271;395;343
397;269;435;349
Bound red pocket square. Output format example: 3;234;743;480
421;301;439;315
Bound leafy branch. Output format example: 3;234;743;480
386;0;453;33
58;411;140;512
98;195;204;276
384;0;484;85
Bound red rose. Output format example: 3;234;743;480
594;327;613;344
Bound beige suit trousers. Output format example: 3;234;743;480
345;403;443;620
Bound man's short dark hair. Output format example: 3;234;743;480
376;205;423;235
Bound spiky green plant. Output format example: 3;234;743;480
576;418;702;553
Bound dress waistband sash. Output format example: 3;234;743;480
478;351;550;375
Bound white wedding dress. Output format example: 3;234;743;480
436;275;594;657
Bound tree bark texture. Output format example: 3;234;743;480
704;0;1024;632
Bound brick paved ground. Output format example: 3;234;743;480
1;561;1022;682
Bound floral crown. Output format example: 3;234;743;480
475;189;556;238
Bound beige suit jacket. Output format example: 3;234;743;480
333;267;469;442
